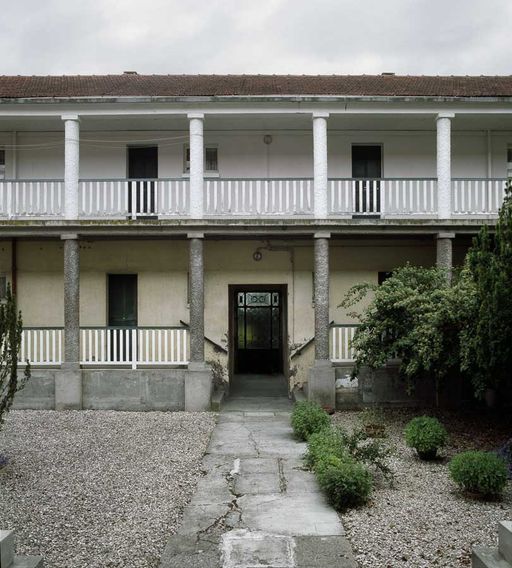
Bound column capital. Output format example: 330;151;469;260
187;232;205;239
187;112;205;120
61;114;80;122
436;112;455;121
312;111;330;120
435;232;455;240
60;233;79;241
314;231;331;239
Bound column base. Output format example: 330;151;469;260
308;359;335;409
185;362;213;412
55;364;82;410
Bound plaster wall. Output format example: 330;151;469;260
3;130;509;180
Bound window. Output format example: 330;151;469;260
184;146;218;173
0;149;5;180
378;271;393;285
507;146;512;178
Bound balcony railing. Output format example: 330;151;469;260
204;178;313;216
328;178;438;217
330;324;358;363
0;177;507;220
19;327;189;368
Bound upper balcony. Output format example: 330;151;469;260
0;109;510;227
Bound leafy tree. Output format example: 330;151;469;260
460;181;512;398
0;285;29;427
340;265;472;405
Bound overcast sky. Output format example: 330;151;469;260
1;0;511;76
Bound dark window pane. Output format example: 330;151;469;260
246;292;271;306
245;307;271;349
205;147;218;171
271;307;280;349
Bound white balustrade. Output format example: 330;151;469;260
0;180;64;218
80;327;189;368
328;178;437;217
19;328;63;365
452;178;507;216
78;179;189;218
330;325;358;363
204;178;313;216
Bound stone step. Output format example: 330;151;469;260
499;521;512;564
0;530;43;568
473;547;511;568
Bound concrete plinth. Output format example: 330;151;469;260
185;362;212;411
55;364;82;410
308;360;335;408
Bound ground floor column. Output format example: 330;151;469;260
185;233;212;411
56;234;82;410
309;232;335;408
436;232;455;283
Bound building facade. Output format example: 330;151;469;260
0;74;510;410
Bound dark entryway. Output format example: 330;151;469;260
230;285;287;376
108;274;137;361
352;144;382;215
127;146;158;216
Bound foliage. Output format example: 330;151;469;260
496;439;512;479
359;407;386;437
459;181;512;398
305;426;346;468
0;285;30;427
306;424;394;481
340;265;472;402
206;357;227;390
404;416;448;460
449;451;508;497
315;454;373;510
291;401;330;441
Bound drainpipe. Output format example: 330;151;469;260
11;238;17;297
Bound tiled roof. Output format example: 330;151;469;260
1;74;512;99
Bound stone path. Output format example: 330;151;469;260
160;395;358;568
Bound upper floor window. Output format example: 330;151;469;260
0;149;5;179
0;275;7;302
507;146;512;178
184;146;218;173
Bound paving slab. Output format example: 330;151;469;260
159;394;357;568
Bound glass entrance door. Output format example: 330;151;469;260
235;289;282;374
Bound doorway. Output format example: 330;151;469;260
127;146;158;216
352;144;382;215
108;274;138;362
230;285;287;376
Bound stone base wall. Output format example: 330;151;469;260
13;368;186;411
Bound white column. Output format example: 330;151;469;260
313;112;329;219
188;113;204;218
436;112;454;219
62;114;80;220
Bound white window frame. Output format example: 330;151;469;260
183;144;219;176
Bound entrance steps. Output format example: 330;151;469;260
473;522;512;568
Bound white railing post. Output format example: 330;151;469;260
188;113;204;218
131;328;137;370
130;181;137;220
436;112;454;219
313;112;329;219
62;114;80;220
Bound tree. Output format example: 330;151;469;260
340;265;472;405
0;285;29;426
460;181;512;398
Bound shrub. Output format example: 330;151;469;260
291;401;330;441
315;454;372;510
305;426;347;468
341;427;394;481
404;416;447;460
449;451;508;497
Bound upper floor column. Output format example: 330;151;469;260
188;113;204;218
436;112;454;219
313;112;329;219
62;114;80;220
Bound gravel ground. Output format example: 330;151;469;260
333;409;512;568
0;410;216;568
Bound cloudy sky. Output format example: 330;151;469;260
1;0;511;76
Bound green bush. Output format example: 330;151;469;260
404;416;447;460
315;454;372;510
305;426;347;468
291;401;330;441
449;451;508;497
